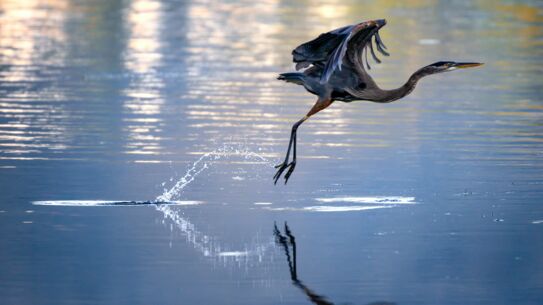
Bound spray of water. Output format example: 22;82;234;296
153;144;276;262
156;144;273;202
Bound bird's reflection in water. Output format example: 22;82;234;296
274;222;395;305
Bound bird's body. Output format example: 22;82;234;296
274;19;482;184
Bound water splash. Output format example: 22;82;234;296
153;144;276;262
156;144;273;202
32;145;277;264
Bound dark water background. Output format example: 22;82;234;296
1;0;542;304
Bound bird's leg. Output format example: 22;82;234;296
274;98;333;184
283;128;298;182
275;124;296;169
274;117;306;184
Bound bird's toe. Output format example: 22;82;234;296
273;164;288;184
274;160;298;185
283;162;297;184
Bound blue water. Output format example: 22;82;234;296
1;1;542;304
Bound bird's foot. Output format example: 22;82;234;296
273;161;296;185
273;162;288;184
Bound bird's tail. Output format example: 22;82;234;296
278;72;305;86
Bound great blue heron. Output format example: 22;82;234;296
274;19;482;184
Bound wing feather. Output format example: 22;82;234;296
363;46;371;70
368;39;381;64
375;35;389;56
375;32;387;50
290;21;389;84
292;25;351;69
320;28;354;82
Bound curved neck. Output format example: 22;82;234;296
372;67;431;103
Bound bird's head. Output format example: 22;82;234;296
423;61;483;74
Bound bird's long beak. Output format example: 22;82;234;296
454;62;484;69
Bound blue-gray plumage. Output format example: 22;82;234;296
274;19;482;184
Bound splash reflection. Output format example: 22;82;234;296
157;204;274;263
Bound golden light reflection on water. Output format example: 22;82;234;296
122;0;166;158
0;0;69;68
124;0;164;74
0;0;541;165
0;0;72;160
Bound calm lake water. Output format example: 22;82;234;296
1;0;542;304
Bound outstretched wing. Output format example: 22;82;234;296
291;20;389;83
291;25;352;71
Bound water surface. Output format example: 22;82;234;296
1;1;542;304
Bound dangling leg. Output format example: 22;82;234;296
274;116;306;184
274;97;333;184
283;126;299;181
